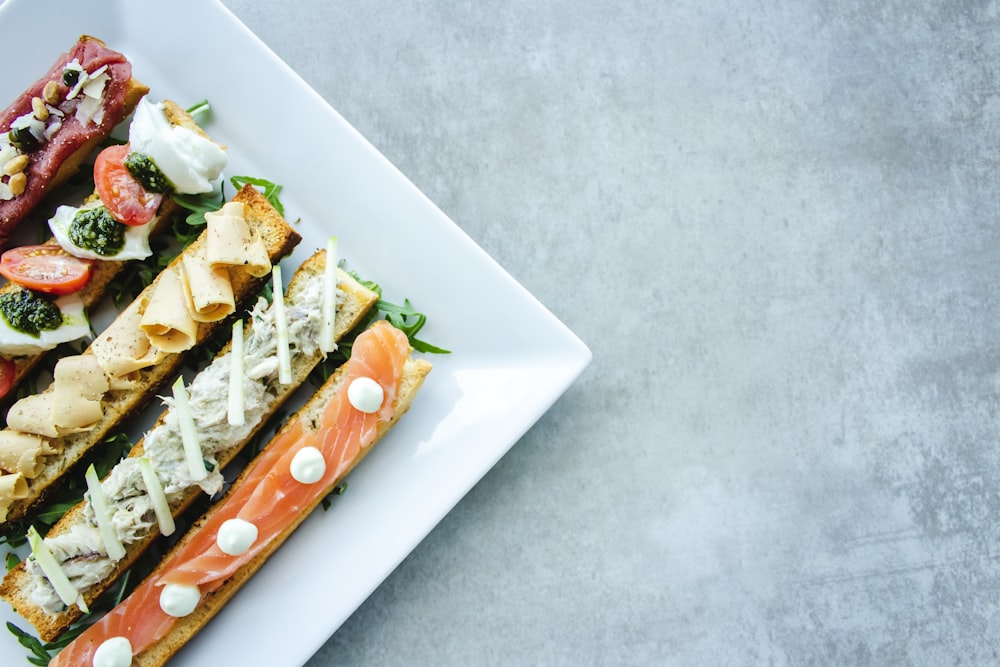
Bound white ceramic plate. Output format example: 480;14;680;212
0;0;590;665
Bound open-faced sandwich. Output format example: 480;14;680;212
0;36;147;248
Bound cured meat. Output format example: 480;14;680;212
0;36;145;247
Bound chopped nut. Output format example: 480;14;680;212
42;80;60;106
8;172;26;196
31;97;48;121
3;155;28;176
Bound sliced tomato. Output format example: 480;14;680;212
0;245;94;295
94;143;163;227
0;357;14;399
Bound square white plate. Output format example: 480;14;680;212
0;0;590;665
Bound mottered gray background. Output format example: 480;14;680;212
223;1;1000;665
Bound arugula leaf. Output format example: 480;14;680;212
377;298;450;354
173;190;224;228
33;501;81;526
7;622;50;665
114;569;132;606
349;271;450;353
5;551;20;571
229;175;284;216
107;258;155;309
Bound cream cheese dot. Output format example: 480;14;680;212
348;377;384;413
159;582;200;618
92;636;132;667
290;446;326;484
216;518;258;556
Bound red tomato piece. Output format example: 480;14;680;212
94;144;163;226
0;245;94;294
0;357;14;399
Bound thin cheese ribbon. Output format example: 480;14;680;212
140;268;199;354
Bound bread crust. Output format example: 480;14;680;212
0;185;300;529
0;249;379;640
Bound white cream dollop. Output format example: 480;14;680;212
159;582;200;618
129;98;227;194
49;203;155;261
290;446;326;484
347;377;384;414
216;518;258;556
0;293;90;356
92;636;132;667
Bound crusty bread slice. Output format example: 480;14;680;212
0;185;300;527
134;345;431;667
0;248;379;640
1;98;210;399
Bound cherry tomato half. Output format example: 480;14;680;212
0;245;94;295
0;357;14;400
94;144;163;227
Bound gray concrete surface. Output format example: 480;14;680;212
222;1;1000;664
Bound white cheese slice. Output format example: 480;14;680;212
205;202;271;277
91;302;164;378
0;431;51;478
51;391;103;432
181;245;234;322
6;394;60;438
49;203;156;261
0;472;28;519
0;292;90;356
140;268;199;353
52;355;108;400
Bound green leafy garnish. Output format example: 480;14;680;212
230;175;284;216
378;298;450;354
107;257;156;309
6;622;50;666
173;190;224;228
350;272;450;354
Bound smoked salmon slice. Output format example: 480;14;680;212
50;321;428;667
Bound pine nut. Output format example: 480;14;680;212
42;80;60;105
8;172;27;196
31;96;48;121
3;155;28;176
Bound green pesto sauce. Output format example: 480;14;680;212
0;289;63;337
69;206;126;256
124;152;174;194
